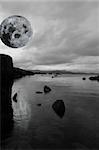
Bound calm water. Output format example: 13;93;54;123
2;74;99;149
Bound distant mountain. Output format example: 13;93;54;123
13;68;99;80
28;69;99;75
13;67;34;80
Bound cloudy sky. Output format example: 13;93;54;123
0;0;99;73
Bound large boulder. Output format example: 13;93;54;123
52;100;65;118
0;54;14;139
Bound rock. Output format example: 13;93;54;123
36;91;43;94
44;85;51;94
37;104;42;106
13;92;17;102
89;75;99;82
0;54;14;139
52;100;65;118
82;77;86;80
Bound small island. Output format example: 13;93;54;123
89;75;99;82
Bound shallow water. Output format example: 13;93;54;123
2;74;99;149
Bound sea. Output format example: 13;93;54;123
2;74;99;149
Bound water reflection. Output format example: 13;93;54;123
4;75;99;149
12;87;31;130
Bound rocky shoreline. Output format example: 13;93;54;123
89;75;99;82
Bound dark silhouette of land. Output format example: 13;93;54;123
27;69;99;75
0;54;34;141
13;67;34;80
0;54;14;140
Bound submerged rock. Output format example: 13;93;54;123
36;91;43;94
82;77;86;80
13;93;17;102
52;100;65;118
44;85;51;94
37;103;42;106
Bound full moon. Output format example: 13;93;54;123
0;15;32;48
